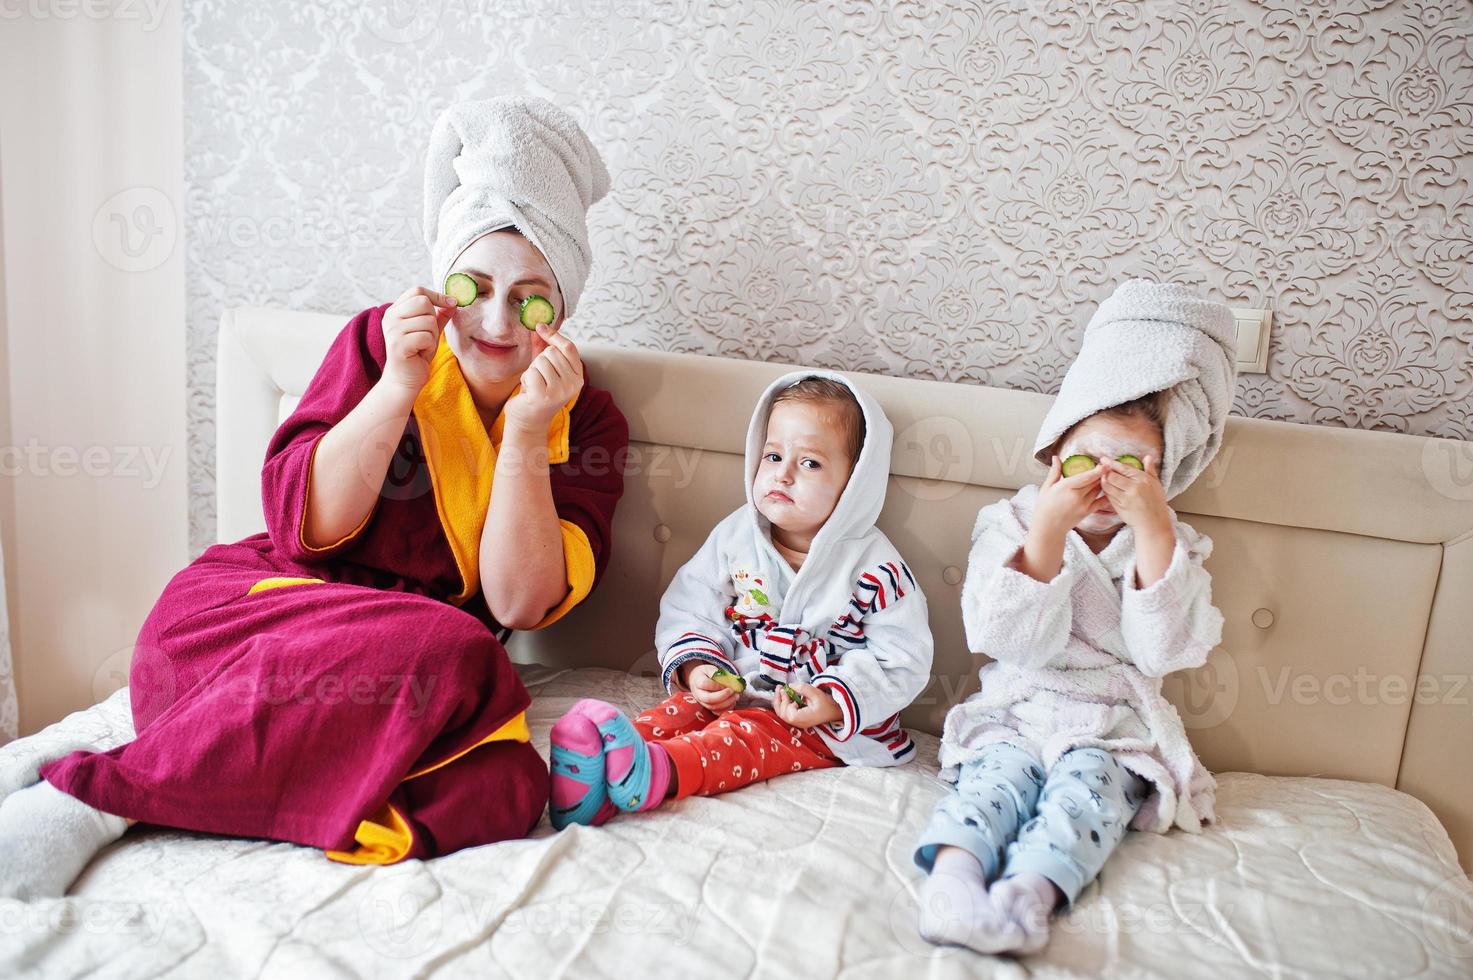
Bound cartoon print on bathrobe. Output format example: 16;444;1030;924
652;370;935;770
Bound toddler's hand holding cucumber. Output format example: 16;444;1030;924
1098;453;1171;537
771;681;842;730
1011;455;1111;583
380;286;459;392
683;662;741;712
1032;454;1108;540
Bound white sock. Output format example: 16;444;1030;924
0;780;128;900
0;737;94;806
986;872;1063;955
917;847;1025;954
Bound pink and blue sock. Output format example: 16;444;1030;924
575;698;671;812
548;703;618;830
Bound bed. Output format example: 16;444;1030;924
3;305;1471;977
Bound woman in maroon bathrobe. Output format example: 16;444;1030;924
40;225;627;866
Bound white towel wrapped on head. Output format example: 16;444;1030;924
423;96;610;316
1034;279;1239;499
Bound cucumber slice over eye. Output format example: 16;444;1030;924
444;273;477;307
782;684;807;708
1115;454;1144;470
519;294;556;330
710;668;746;693
1061;454;1097;478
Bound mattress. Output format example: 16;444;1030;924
2;665;1470;979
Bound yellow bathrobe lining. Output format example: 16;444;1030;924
275;334;595;624
280;335;597;866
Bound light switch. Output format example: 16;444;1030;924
1230;308;1271;374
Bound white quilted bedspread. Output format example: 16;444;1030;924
2;665;1471;979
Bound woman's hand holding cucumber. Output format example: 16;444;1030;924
504;324;584;436
381;286;458;392
301;286;454;550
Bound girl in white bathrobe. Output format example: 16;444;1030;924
915;279;1237;956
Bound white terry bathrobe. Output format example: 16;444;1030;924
654;370;934;768
940;484;1223;833
940;278;1238;834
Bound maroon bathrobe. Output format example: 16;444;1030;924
42;303;628;864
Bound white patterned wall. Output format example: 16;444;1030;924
184;0;1473;556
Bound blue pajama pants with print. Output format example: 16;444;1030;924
913;741;1150;907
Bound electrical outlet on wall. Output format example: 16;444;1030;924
1231;308;1272;374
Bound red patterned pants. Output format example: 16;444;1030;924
633;692;842;798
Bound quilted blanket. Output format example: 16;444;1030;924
2;666;1470;978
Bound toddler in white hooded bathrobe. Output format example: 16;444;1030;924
915;279;1238;956
547;371;934;828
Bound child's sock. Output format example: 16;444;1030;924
0;780;128;900
0;737;93;807
548;704;617;830
984;872;1061;955
917;847;1024;953
577;699;671;812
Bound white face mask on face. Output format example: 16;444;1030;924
1077;510;1125;534
1058;432;1161;535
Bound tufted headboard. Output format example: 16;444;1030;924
217;307;1473;871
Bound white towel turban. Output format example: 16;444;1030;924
1033;279;1239;499
423;96;611;317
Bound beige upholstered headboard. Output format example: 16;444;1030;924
217;306;1473;871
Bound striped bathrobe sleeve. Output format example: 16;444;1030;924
812;559;933;742
654;531;739;693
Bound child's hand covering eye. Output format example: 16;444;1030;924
1033;455;1108;536
1098;454;1172;537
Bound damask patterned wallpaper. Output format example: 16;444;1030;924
184;0;1473;556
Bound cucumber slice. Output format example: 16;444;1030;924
710;668;746;693
1061;454;1096;478
444;273;477;307
1115;454;1144;470
782;684;807;708
519;294;556;330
